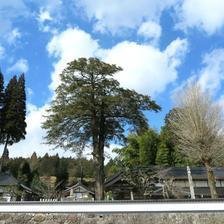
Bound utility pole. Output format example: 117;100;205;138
187;166;195;199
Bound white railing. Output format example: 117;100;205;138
0;200;224;213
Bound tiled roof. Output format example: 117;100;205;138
105;167;224;188
158;167;224;180
0;172;18;186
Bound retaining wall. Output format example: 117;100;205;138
0;213;224;224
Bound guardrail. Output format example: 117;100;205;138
0;200;224;213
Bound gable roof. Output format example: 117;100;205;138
0;172;18;186
64;181;94;195
105;171;123;188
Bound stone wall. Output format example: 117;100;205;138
0;213;224;224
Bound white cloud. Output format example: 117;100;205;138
104;38;188;96
47;27;188;96
6;28;21;44
75;0;176;33
47;27;100;91
37;9;53;23
34;0;63;24
27;87;34;99
0;1;28;38
8;58;29;74
197;49;224;93
172;48;224;101
0;45;4;59
137;21;162;43
176;0;224;34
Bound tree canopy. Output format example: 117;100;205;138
42;57;161;199
0;73;26;170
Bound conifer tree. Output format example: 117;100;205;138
43;57;161;200
156;143;170;166
2;76;18;153
0;74;27;169
17;161;32;187
17;74;26;140
0;71;4;138
30;152;38;171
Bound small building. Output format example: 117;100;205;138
105;167;224;200
62;181;95;201
0;171;18;201
156;167;224;198
0;171;35;201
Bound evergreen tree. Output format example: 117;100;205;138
0;71;4;139
17;161;32;187
138;129;160;166
1;74;27;156
30;152;38;171
156;143;170;166
55;159;68;190
16;74;26;140
43;57;161;200
2;76;18;152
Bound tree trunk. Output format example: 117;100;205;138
0;135;9;172
94;146;104;200
92;117;105;200
204;161;218;198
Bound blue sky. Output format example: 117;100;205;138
1;0;224;158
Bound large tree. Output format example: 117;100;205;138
1;74;26;158
0;71;4;136
42;57;161;200
167;83;224;198
0;73;27;171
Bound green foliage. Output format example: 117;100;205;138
38;153;60;176
17;74;26;140
17;161;33;187
138;129;159;166
113;134;140;168
30;152;38;171
156;143;170;166
7;157;27;177
0;71;4;137
55;159;69;190
42;57;161;199
30;173;48;198
43;57;160;151
0;73;27;163
104;159;120;177
114;129;160;169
